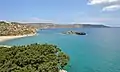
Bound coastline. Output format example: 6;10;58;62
0;45;11;48
0;33;36;42
59;69;67;72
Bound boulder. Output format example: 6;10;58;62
59;69;67;72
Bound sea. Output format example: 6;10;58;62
0;28;120;72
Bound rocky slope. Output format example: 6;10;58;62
0;21;37;36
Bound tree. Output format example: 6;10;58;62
0;43;69;72
58;52;70;69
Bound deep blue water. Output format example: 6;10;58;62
0;28;120;72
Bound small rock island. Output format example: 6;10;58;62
62;31;86;35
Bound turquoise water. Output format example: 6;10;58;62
0;28;120;72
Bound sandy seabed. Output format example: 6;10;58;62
0;34;36;42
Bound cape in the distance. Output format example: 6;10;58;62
24;23;110;29
0;20;110;29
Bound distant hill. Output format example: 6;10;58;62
24;23;110;29
79;24;110;28
0;21;110;36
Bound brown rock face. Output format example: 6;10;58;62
0;21;37;36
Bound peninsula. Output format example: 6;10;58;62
25;23;110;29
0;21;37;42
0;43;69;72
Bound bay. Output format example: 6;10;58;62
0;28;120;72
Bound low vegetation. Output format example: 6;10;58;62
0;43;69;72
0;21;37;36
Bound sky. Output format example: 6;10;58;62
0;0;120;27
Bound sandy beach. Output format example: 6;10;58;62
0;33;36;42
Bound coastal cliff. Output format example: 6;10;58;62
0;21;37;36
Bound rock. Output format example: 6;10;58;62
59;69;67;72
62;31;86;35
0;45;11;48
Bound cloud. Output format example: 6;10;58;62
88;0;119;5
102;5;120;11
87;0;120;11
